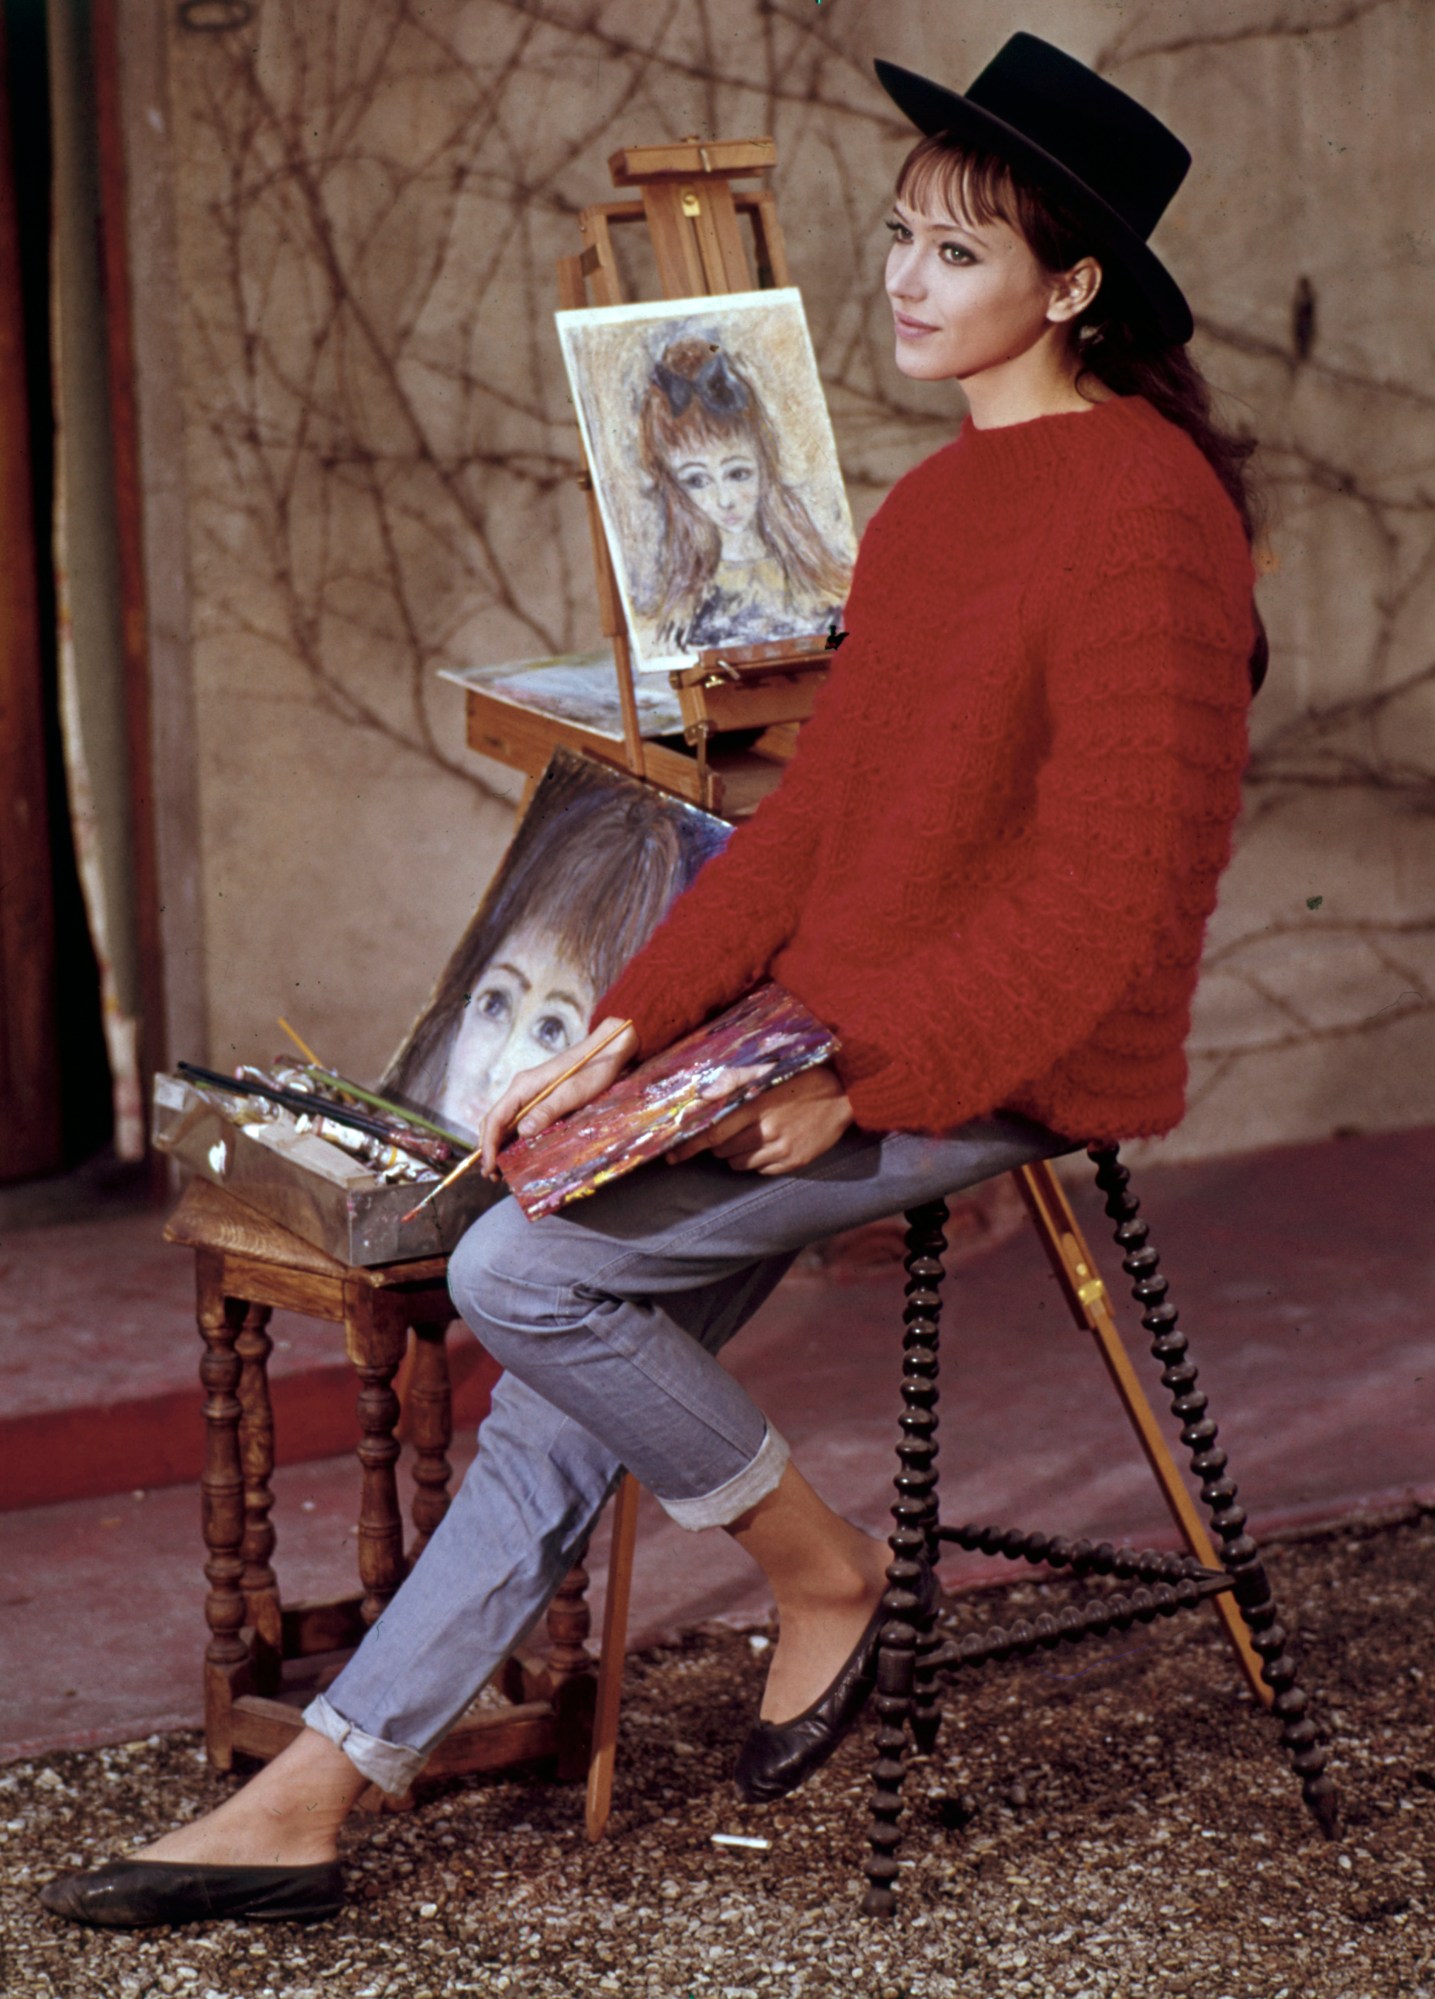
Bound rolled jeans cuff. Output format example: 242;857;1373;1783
303;1691;426;1795
657;1419;789;1531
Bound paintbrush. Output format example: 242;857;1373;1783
399;1018;634;1224
308;1072;471;1149
275;1017;474;1151
178;1062;453;1167
276;1015;324;1066
276;1018;471;1148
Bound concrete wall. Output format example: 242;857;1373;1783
132;0;1435;1159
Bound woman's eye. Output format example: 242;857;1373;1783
940;242;973;266
728;466;754;484
884;219;911;243
680;470;711;491
533;1014;574;1053
474;986;511;1023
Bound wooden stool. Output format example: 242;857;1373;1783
861;1146;1340;1917
164;1180;599;1800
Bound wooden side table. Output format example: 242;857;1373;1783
164;1179;597;1798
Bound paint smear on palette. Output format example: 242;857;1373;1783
499;984;839;1220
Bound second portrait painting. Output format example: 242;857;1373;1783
379;751;730;1145
558;289;857;674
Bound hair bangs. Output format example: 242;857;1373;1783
894;133;1019;232
642;390;749;466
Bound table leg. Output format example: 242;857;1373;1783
352;1297;407;1627
406;1317;454;1562
547;1547;596;1781
197;1272;249;1770
236;1300;282;1689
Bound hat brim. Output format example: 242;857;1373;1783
874;59;1194;345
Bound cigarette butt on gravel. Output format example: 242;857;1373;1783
711;1832;771;1850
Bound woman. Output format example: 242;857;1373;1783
639;334;853;653
42;33;1262;1927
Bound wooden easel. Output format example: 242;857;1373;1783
461;136;833;817
459;134;1274;1837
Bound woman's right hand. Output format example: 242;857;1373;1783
478;1017;638;1180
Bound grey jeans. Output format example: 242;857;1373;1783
305;1112;1077;1791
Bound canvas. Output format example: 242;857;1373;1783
557;288;857;675
381;748;730;1143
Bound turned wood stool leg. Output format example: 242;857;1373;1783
406;1317;455;1562
863;1199;949;1919
1088;1144;1340;1838
348;1291;409;1627
197;1272;250;1772
905;1204;949;1758
235;1301;281;1691
547;1546;597;1782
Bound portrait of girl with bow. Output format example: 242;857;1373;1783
637;333;853;655
557;291;857;673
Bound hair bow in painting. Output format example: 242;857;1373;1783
652;348;751;418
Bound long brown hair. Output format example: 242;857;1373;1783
638;336;853;642
897;136;1269;691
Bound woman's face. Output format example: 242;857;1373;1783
439;921;593;1131
667;440;763;551
884;192;1079;390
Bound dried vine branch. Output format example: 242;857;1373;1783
169;0;1434;1116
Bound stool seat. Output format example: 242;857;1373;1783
167;1181;597;1802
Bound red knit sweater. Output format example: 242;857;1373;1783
598;395;1255;1143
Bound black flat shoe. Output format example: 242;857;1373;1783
38;1857;344;1929
734;1562;938;1805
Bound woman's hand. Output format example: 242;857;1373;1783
479;1018;638;1179
666;1063;853;1175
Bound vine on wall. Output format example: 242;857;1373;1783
167;0;1435;1143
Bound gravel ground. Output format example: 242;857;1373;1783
4;1508;1432;1999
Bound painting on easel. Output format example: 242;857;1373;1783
380;750;729;1142
558;289;856;675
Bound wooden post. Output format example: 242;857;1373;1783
0;9;62;1181
92;0;168;1154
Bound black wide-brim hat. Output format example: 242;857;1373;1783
875;33;1194;344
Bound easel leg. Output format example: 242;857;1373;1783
1014;1159;1272;1708
1085;1146;1337;1836
585;1471;641;1840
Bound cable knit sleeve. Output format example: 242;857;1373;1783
593;481;910;1054
824;487;1254;1134
592;632;863;1056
